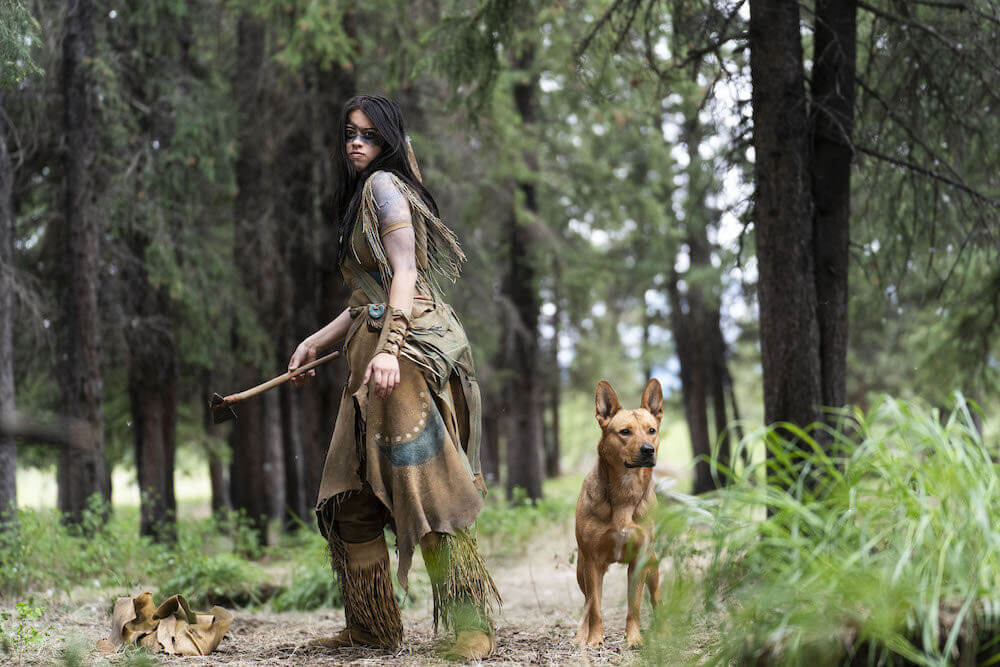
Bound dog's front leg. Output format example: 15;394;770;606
575;554;607;647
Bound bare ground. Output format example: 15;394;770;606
14;518;654;665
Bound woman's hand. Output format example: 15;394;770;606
288;341;317;387
364;352;400;399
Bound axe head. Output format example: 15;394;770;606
210;393;237;424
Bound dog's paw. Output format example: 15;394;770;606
625;631;642;649
586;632;605;648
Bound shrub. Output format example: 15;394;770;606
156;553;268;609
270;531;342;612
646;395;1000;665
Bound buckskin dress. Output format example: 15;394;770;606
315;170;489;592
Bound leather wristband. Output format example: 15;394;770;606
378;307;409;357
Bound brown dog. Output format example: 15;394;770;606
575;379;663;647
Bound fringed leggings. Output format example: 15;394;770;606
318;485;500;642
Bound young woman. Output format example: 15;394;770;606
287;94;500;660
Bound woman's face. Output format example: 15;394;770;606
345;109;383;172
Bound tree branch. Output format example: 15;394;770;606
575;0;628;60
855;143;1000;208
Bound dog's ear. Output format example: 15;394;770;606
641;378;663;422
596;380;621;426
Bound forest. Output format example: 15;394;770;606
1;0;998;664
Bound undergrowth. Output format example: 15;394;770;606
0;502;267;605
647;395;1000;666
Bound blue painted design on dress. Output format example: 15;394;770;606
378;404;445;467
368;303;386;319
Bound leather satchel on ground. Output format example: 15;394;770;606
97;592;232;656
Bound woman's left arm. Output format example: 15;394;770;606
363;174;417;399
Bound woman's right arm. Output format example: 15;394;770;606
288;306;352;385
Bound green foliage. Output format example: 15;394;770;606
156;553;267;609
0;500;270;605
475;482;576;557
425;0;531;110
269;530;341;612
646;395;1000;665
0;0;43;87
0;600;49;657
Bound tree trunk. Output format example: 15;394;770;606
504;46;545;501
58;0;108;521
284;62;355;527
749;0;823;430
0;93;16;521
544;290;561;479
127;328;178;542
202;376;231;516
811;0;856;414
668;271;713;494
707;306;732;472
229;13;283;541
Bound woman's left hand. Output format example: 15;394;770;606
364;352;400;399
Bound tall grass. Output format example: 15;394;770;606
647;395;1000;666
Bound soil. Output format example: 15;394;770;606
16;519;652;665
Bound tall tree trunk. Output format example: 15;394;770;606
504;46;545;501
229;13;283;541
707;306;732;471
544;279;561;479
0;94;16;521
811;0;856;414
126;317;178;542
122;235;180;542
202;375;231;516
287;62;355;526
749;0;823;430
58;0;108;521
668;271;713;493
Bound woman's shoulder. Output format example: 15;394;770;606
366;171;410;212
364;169;402;191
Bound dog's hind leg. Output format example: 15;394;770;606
625;560;647;648
645;553;661;607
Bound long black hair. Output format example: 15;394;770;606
333;94;440;266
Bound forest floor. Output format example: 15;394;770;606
19;513;650;666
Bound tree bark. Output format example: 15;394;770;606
58;0;108;521
504;45;545;501
229;13;283;541
128;349;178;542
0;93;16;521
668;271;713;494
202;376;231;516
544;286;561;479
749;0;823;430
811;0;856;414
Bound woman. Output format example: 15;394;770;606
287;94;500;660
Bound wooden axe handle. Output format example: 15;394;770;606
222;350;341;405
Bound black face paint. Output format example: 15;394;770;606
345;126;384;148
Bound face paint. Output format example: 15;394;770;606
345;126;384;148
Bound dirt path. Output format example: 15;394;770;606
24;518;652;665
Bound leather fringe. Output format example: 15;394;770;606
358;171;465;299
328;533;403;649
423;529;502;634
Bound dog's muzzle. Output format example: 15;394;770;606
625;443;656;469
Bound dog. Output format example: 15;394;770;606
575;379;663;648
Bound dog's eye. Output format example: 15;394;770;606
619;428;631;436
648;427;656;435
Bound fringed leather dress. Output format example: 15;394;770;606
314;170;500;648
